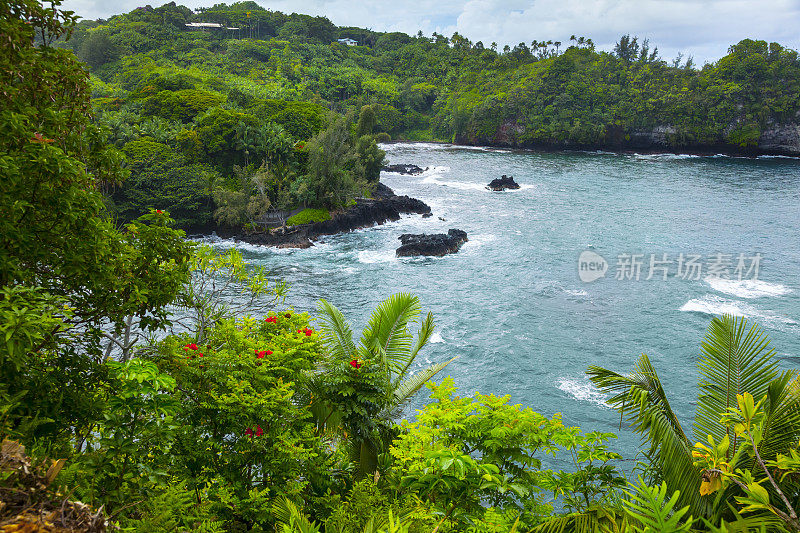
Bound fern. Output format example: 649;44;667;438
622;477;694;532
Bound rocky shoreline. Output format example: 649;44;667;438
385;138;800;158
221;183;431;248
447;123;800;157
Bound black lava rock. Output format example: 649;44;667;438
486;175;520;191
232;185;431;248
383;163;425;175
396;229;468;257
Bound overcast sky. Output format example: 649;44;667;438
61;0;800;64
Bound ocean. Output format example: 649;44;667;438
202;142;800;468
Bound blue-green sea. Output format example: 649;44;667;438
207;142;800;467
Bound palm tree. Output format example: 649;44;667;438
588;314;800;525
234;121;256;167
308;293;455;477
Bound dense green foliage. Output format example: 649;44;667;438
51;1;800;229
4;2;800;532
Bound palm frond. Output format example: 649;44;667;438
317;299;357;362
393;357;457;406
361;293;420;375
272;497;322;533
695;315;778;445
758;371;800;460
393;311;435;388
532;506;625;533
588;355;708;517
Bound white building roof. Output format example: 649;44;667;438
185;22;224;29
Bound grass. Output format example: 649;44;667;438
286;208;331;226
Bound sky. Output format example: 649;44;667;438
61;0;800;64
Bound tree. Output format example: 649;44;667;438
588;315;800;526
303;113;362;208
356;135;385;183
78;30;118;68
310;293;455;477
0;0;190;445
356;105;377;137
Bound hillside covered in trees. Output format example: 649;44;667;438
55;1;800;231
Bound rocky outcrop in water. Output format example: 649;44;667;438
486;175;520;191
382;163;426;175
231;183;431;248
396;229;468;257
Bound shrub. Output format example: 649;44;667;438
286;208;331;226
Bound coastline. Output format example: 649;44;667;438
386;138;800;159
205;183;431;249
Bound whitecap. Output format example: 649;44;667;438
429;332;444;344
634;153;700;161
421;175;485;191
460;234;497;254
357;249;396;264
705;277;792;299
758;154;800;160
380;142;450;151
380;142;513;153
680;295;797;327
556;377;609;408
190;236;282;255
565;288;588;297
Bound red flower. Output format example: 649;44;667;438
156;209;163;214
349;359;362;369
266;350;273;356
245;428;253;437
198;353;203;358
265;316;277;323
256;350;267;359
255;425;263;437
184;343;198;351
304;328;313;336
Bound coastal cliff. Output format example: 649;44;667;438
456;115;800;156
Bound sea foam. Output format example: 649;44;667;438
421;175;485;191
556;377;609;408
705;277;791;298
680;294;797;328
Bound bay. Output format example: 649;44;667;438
206;143;800;466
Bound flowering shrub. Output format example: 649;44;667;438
154;311;332;528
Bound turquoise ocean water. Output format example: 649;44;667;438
205;142;800;468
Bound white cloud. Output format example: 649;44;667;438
61;0;800;63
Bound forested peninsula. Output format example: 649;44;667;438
55;1;800;233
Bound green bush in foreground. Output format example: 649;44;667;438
286;208;331;226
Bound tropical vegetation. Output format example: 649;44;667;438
43;0;800;230
3;0;800;531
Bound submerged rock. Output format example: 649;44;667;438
396;229;468;257
383;163;425;175
486;175;520;191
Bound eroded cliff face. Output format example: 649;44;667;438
759;119;800;154
460;116;800;155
